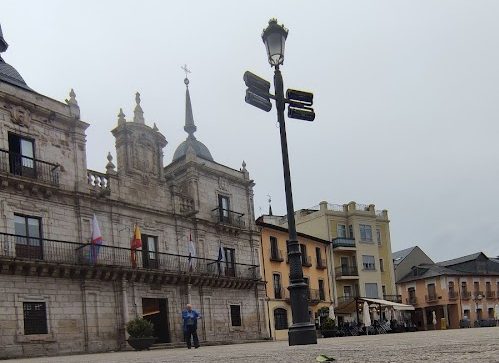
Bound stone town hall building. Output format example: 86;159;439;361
0;25;266;358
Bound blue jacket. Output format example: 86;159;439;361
182;309;200;331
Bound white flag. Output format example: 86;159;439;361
217;242;225;275
188;233;197;271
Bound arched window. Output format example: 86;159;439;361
274;308;288;330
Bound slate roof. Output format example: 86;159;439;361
392;246;417;266
437;252;484;267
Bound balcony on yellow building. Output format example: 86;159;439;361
406;296;418;305
316;258;327;270
335;265;359;280
448;291;458;300
331;237;356;250
269;248;284;263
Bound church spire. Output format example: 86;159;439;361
182;64;197;138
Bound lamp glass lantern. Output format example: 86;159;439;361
262;19;289;67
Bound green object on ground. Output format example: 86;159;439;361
316;354;336;362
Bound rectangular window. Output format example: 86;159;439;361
348;225;354;239
141;235;158;269
488;308;495;319
362;255;375;270
224;247;236;277
273;274;282;299
337;224;346;238
382;285;386;296
365;283;378;298
299;244;309;266
270;236;282;261
318;280;325;301
218;195;230;222
230;305;241;327
14;214;43;259
485;281;491;292
343;285;352;297
359;224;372;242
8;133;36;178
461;281;467;292
23;302;48;335
315;247;322;265
463;309;470;320
379;258;384;272
427;283;436;299
473;281;479;293
376;228;381;245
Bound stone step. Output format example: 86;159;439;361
149;339;269;350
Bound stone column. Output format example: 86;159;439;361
443;304;449;328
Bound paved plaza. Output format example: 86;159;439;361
9;327;499;363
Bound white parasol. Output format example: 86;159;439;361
363;301;371;334
432;311;437;326
329;304;335;321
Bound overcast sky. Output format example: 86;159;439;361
2;1;498;261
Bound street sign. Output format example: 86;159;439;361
245;89;272;112
286;89;313;106
288;106;315;121
244;71;272;112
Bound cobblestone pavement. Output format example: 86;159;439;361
10;327;499;363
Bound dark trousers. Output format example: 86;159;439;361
184;326;199;348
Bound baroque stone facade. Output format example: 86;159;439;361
0;27;266;359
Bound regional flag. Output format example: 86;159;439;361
90;214;103;264
188;233;197;272
130;224;142;268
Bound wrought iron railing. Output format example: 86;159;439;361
383;294;402;303
301;255;312;267
331;237;356;249
308;289;321;302
461;291;471;299
274;287;287;300
337;295;358;306
425;294;438;303
406;296;418;305
211;208;245;228
0;232;259;280
269;249;284;262
486;290;495;299
0;149;59;186
335;265;359;277
448;291;458;300
316;258;327;269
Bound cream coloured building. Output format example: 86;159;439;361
0;24;266;359
275;201;397;322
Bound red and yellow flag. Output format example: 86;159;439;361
130;224;142;268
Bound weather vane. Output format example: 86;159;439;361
181;64;191;86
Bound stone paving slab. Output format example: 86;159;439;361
8;327;499;363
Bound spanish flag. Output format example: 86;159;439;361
130;224;142;268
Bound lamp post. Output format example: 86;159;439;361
244;19;317;345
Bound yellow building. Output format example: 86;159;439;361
280;201;398;323
256;216;333;340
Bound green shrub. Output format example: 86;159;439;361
321;317;336;330
126;317;154;338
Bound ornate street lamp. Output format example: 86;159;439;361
244;19;317;346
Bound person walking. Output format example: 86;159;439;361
182;303;201;349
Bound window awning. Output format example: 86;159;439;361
361;297;415;311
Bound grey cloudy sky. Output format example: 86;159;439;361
3;1;498;261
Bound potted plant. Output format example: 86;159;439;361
126;317;155;350
320;317;337;338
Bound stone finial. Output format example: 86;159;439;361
106;152;116;174
241;160;247;172
67;89;78;106
0;24;8;53
66;88;80;120
133;92;145;124
117;108;126;125
153;122;159;131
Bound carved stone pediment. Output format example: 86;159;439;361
5;105;31;127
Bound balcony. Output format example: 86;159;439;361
425;294;438;303
448;291;458;300
331;237;356;250
0;232;260;288
0;149;60;187
307;289;321;304
473;291;484;299
486;291;496;299
301;255;312;267
337;295;358;306
211;208;245;230
383;295;402;303
335;265;359;280
316;258;327;270
274;287;288;300
461;291;471;300
269;249;284;263
406;296;418;305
